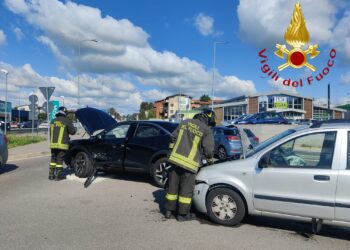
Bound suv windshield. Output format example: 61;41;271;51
245;129;296;157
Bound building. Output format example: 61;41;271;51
154;94;192;119
213;91;346;122
154;95;223;119
0;100;12;122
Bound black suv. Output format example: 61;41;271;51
66;107;178;187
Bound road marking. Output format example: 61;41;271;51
8;154;51;162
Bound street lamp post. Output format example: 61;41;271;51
1;69;9;134
77;39;98;107
211;41;229;110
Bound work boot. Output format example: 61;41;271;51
48;167;55;180
164;210;173;219
55;168;65;181
177;213;196;222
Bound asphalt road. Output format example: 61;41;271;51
1;156;350;250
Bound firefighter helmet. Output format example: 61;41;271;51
194;109;216;127
56;106;68;117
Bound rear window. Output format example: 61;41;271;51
223;129;239;136
243;128;255;137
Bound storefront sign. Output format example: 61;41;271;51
258;2;336;88
274;102;288;109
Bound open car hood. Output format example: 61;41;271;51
75;107;118;136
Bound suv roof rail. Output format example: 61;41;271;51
310;119;350;128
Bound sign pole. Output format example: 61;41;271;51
32;100;34;135
46;88;50;142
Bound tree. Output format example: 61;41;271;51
108;107;116;117
199;94;211;102
38;113;47;121
139;102;155;120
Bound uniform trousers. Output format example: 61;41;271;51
165;165;196;215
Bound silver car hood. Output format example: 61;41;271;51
197;157;256;182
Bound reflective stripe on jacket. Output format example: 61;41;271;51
168;118;214;173
50;116;76;150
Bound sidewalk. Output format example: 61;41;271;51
8;133;87;162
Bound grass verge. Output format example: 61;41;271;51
7;135;46;149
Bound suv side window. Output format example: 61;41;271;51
268;132;337;169
347;132;350;169
135;124;161;138
105;124;130;139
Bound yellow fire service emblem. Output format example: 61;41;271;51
274;2;319;71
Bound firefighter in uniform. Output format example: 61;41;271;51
165;109;215;221
49;107;77;181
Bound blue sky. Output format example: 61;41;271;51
0;0;349;114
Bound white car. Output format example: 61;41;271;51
38;122;49;128
193;121;350;233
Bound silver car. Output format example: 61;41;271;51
193;122;350;232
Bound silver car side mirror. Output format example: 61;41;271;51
259;154;269;168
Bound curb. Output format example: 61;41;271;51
9;151;51;162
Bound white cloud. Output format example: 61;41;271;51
330;10;350;63
194;13;215;36
3;0;257;112
268;77;298;95
0;30;6;45
37;36;70;64
237;0;350;64
0;61;143;113
237;0;337;48
340;72;350;84
13;27;24;40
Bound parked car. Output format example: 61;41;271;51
0;130;8;166
193;121;350;232
38;121;49;129
20;120;39;128
237;112;288;124
213;126;242;160
231;114;248;124
226;125;259;146
0;121;10;132
10;122;18;128
66;107;178;187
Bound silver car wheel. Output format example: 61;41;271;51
155;161;172;185
211;194;237;221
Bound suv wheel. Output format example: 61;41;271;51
206;188;246;226
151;157;172;188
73;151;94;178
218;146;227;161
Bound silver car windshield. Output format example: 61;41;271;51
245;129;296;157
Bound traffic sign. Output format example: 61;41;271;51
39;87;55;101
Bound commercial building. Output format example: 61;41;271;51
213;91;346;122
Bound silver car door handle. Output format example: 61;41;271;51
314;175;330;181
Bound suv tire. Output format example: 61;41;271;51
151;157;172;188
206;188;246;226
73;151;94;178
